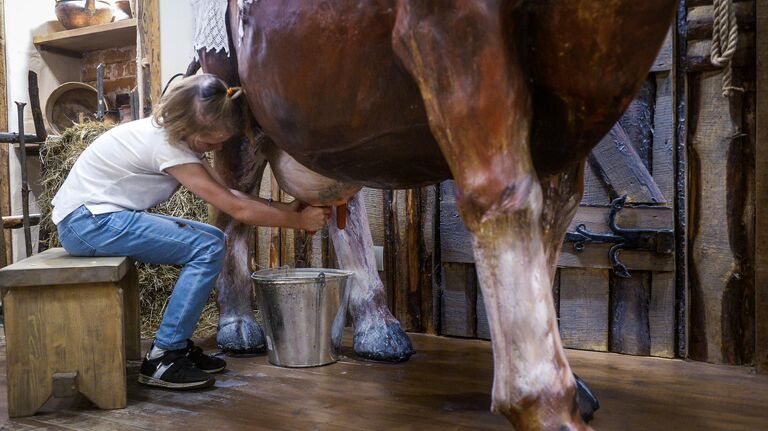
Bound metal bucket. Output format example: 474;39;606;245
252;268;353;367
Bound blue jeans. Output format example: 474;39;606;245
57;205;225;350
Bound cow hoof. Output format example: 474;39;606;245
574;373;600;423
353;320;414;362
217;315;266;354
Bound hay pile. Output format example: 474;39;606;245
39;122;219;338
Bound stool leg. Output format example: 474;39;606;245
76;286;127;409
5;290;53;417
6;285;127;413
122;265;142;361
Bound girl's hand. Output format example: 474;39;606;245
300;206;331;231
287;199;305;212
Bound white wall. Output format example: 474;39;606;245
4;1;81;261
159;0;194;91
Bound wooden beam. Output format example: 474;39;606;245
2;214;41;230
650;28;673;72
383;190;396;312
0;0;10;266
688;71;750;364
686;32;755;72
589;120;666;205
405;189;422;331
256;166;272;271
686;3;755;41
136;0;160;116
559;268;610;351
441;262;477;337
650;271;677;358
756;0;768;374
393;190;412;330
674;0;691;360
610;272;652;356
418;185;438;334
687;0;753;8
653;71;676;201
269;175;281;268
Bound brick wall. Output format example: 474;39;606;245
82;46;137;112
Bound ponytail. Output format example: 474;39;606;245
152;74;244;145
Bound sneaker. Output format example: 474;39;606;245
138;348;215;390
184;340;227;373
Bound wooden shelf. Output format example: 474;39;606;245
33;19;137;57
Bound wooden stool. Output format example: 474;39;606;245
0;248;140;417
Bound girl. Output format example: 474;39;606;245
51;74;330;390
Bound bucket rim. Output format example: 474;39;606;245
251;267;354;284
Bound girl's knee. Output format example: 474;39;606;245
211;227;226;242
208;237;226;267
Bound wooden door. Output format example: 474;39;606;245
440;32;678;358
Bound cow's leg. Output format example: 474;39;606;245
540;163;600;423
393;2;586;429
329;192;414;362
265;144;413;362
195;45;268;353
212;135;269;353
540;163;583;284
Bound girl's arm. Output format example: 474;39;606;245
165;162;329;230
200;157;297;211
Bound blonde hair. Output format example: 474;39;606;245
152;74;243;146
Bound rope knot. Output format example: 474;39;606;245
711;0;739;97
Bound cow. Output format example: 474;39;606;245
192;1;676;429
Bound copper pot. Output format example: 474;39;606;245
55;0;113;30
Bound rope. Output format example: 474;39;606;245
711;0;743;97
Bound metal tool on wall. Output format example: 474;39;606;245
96;63;105;121
0;72;48;264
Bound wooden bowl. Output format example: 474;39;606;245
55;0;113;30
45;82;109;134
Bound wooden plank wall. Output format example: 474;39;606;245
567;85;675;357
686;0;756;365
384;187;438;333
757;0;768;374
439;181;481;338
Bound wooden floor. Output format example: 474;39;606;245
0;331;767;430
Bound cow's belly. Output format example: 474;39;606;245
233;0;450;188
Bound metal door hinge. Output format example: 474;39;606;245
564;196;674;278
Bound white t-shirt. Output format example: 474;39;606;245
51;118;204;224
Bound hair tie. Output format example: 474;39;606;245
226;86;243;100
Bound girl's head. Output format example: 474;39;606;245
152;74;243;152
